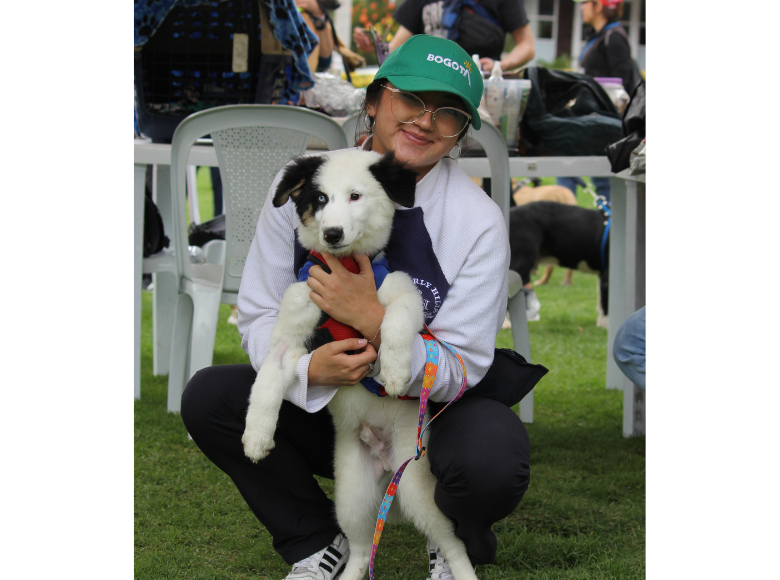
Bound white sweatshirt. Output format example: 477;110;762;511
236;147;510;413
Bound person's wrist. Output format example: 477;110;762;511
358;303;385;344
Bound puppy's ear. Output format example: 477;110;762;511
368;151;418;208
273;155;327;207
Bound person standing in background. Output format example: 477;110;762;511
576;0;638;93
558;0;639;202
354;0;535;73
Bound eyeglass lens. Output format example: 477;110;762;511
391;90;468;137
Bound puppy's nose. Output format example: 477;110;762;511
323;227;344;245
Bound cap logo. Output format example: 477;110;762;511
426;53;471;87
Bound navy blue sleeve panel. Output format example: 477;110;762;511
384;207;451;327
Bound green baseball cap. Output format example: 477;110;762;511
374;34;483;130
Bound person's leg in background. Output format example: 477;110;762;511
613;306;646;389
210;166;223;216
591;176;611;203
556;177;579;194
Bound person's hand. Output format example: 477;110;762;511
295;0;324;17
306;253;384;338
479;57;496;72
353;27;376;52
308;338;378;386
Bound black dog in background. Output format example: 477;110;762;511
509;201;610;326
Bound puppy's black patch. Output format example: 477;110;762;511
368;152;418;208
273;155;327;208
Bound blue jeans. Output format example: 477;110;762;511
556;176;611;203
613;307;645;390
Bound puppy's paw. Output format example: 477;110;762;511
379;371;410;397
241;426;276;462
378;347;412;397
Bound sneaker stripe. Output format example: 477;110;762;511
320;561;334;573
322;552;339;567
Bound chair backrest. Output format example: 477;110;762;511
170;105;349;293
466;122;511;231
340;113;360;147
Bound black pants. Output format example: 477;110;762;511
181;364;530;566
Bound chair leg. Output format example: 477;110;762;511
187;283;223;385
152;271;177;376
168;293;194;413
134;164;146;400
508;291;534;424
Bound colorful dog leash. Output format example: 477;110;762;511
368;325;469;580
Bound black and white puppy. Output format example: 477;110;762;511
242;150;479;580
509;201;610;327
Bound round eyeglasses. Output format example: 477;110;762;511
383;86;471;138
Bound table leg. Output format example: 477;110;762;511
607;177;630;391
623;181;646;437
152;165;176;376
134;164;147;400
623;383;646;437
610;177;646;437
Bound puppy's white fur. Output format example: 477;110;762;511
242;150;478;580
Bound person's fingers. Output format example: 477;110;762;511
306;275;326;294
307;263;328;283
347;342;378;367
325;337;368;355
354;254;375;281
320;251;345;274
308;288;326;311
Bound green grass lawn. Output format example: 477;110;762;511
135;250;645;579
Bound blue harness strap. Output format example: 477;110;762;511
596;200;611;272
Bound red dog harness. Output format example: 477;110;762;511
297;251;409;399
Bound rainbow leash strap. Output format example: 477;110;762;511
368;325;468;580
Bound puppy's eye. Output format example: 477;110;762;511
350;193;362;202
318;194;327;203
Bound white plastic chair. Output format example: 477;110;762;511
340;113;360;147
166;105;348;412
467;122;534;423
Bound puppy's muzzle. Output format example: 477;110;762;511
323;227;344;246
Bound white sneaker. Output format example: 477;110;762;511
284;534;349;580
227;305;238;325
523;288;541;322
426;539;454;580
